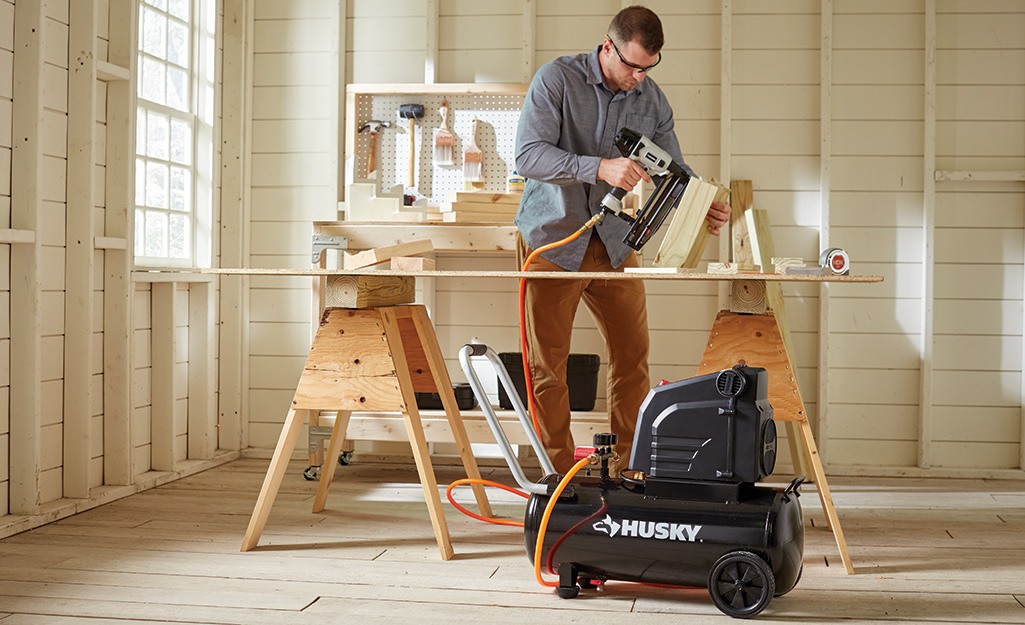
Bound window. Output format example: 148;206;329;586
135;0;215;267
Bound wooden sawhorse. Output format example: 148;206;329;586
241;304;492;559
698;286;854;574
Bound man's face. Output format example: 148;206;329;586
601;37;660;93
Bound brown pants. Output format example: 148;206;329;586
517;232;650;473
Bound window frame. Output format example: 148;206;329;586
133;0;215;269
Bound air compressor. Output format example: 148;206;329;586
458;345;805;619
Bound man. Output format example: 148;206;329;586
514;5;731;473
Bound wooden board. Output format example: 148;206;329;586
439;201;519;214
445;192;522;205
343;240;434;270
729;180;754;265
441;211;515;223
390;256;436;271
324;275;414;308
652;177;728;269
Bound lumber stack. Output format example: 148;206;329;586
438;192;521;223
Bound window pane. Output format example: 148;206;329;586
168;0;189;21
167;19;189;68
143;8;167;60
135;209;146;256
146;161;168;209
204;35;214;77
170;119;191;165
166;66;188;112
141;57;166;103
169;213;190;258
146;0;168;10
135;158;146;206
170;166;191;212
136;109;147;154
146;112;169;160
145;211;168;257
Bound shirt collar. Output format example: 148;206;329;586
585;45;646;97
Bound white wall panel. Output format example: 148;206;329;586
227;1;1025;476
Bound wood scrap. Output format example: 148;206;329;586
707;262;738;275
730;180;755;265
390;256;436;271
343;239;434;270
773;257;805;274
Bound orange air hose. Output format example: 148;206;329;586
519;212;605;436
533;455;593;587
445;478;528;527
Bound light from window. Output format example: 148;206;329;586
135;0;213;267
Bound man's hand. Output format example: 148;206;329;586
598;157;651;191
706;201;731;236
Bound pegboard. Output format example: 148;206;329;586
347;85;528;205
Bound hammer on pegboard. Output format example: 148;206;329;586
399;103;424;188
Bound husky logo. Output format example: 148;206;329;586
592;514;702;542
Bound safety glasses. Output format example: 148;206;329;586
606;35;661;73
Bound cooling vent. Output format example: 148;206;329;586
715;368;746;397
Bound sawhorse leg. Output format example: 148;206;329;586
241;408;308;551
410;306;493;518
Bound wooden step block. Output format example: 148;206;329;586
325;275;415;308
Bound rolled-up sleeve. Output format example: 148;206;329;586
515;64;602;186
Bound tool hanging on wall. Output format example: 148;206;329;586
434;101;455;167
359;120;391;178
399;103;424;188
464;118;484;188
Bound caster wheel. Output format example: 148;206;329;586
556;585;580;599
338;451;354;466
302;465;321;481
708;551;775;618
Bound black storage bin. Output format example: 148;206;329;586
498;352;600;411
415;383;479;411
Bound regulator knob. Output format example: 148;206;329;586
593;433;618;447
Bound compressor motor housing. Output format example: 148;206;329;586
522;365;804;618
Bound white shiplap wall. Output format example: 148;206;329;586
243;0;1025;474
247;0;338;447
1;0;230;533
931;2;1024;469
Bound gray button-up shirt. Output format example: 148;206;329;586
514;46;694;271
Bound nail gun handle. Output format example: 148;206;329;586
600;186;630;216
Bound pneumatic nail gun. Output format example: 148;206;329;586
598;128;691;250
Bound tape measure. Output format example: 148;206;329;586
819;248;850;275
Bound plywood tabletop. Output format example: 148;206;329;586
133;267;885;283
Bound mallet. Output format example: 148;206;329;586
399;103;424;188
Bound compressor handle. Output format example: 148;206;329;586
458;344;557;494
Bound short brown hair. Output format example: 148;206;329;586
608;5;664;55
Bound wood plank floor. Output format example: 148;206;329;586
1;459;1024;624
